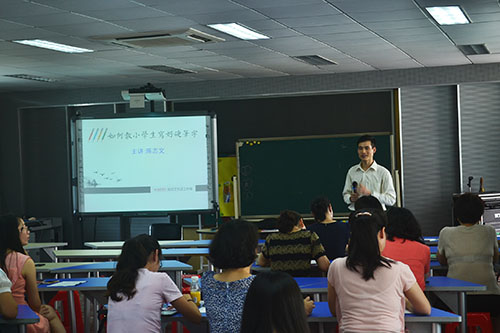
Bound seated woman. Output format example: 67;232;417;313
307;197;349;261
106;234;201;333
382;207;430;290
201;220;259;333
240;271;311;333
438;193;500;329
328;209;430;332
0;215;65;333
258;210;330;276
0;268;18;319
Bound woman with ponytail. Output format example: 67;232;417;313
327;209;430;332
106;234;201;332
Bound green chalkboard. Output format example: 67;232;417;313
237;134;392;217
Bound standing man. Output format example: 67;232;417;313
342;135;396;210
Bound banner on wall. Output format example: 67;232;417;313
218;157;237;217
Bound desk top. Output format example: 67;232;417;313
36;260;191;273
55;248;210;260
425;276;487;292
308;302;461;323
85;239;265;249
38;277;110;292
162;248;209;256
24;242;68;250
0;305;40;325
196;228;278;235
85;240;213;249
294;276;486;294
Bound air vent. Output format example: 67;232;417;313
99;28;225;48
293;55;337;66
141;65;195;74
4;74;57;82
457;44;490;55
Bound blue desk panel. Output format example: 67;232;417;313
0;304;40;324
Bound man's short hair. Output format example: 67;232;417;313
357;135;376;148
454;193;484;224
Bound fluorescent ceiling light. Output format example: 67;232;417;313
207;23;270;40
13;39;94;53
426;6;470;25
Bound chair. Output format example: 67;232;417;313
445;312;493;333
48;291;84;333
149;223;182;240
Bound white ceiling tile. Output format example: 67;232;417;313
109;16;197;32
33;0;140;11
80;7;170;21
151;0;244;15
257;3;341;18
330;0;417;13
297;24;366;35
236;0;325;9
278;15;354;28
7;13;97;27
1;0;500;91
42;22;131;37
0;1;64;18
0;27;65;41
183;10;268;24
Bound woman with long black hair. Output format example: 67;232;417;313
240;271;310;333
106;234;200;332
327;209;430;332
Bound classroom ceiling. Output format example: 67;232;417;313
2;0;500;92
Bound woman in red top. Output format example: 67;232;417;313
381;207;430;290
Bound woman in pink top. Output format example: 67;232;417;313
106;234;201;333
0;215;65;333
327;209;430;332
382;207;430;290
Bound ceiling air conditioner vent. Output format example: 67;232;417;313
457;44;490;55
293;55;337;66
98;28;225;48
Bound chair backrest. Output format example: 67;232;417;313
149;223;182;240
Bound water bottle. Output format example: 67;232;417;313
190;276;201;307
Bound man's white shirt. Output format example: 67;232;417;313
342;160;396;211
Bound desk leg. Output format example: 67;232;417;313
68;290;77;333
432;323;441;333
176;271;182;290
20;324;26;333
84;296;91;333
458;292;466;333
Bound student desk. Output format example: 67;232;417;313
0;305;40;333
54;248;208;261
309;302;460;333
35;260;191;288
39;277;109;333
196;228;278;235
294;276;484;333
426;276;487;333
85;239;266;249
24;242;68;262
85;240;213;249
162;302;460;333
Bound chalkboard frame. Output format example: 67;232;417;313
236;132;395;218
